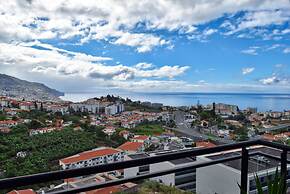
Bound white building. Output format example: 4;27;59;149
105;103;124;115
0;97;9;108
45;105;69;114
102;126;116;136
70;103;100;114
19;102;35;111
124;150;196;193
214;103;239;115
29;127;58;136
197;146;290;194
59;147;125;170
131;135;149;143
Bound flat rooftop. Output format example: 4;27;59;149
207;146;290;173
169;157;195;165
128;150;196;165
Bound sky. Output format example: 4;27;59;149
0;0;290;94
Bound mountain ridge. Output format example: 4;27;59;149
0;74;64;101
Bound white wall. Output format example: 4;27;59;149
124;166;139;178
150;161;175;186
196;156;242;194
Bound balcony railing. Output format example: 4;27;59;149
0;139;289;194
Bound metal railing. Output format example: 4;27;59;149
0;139;289;194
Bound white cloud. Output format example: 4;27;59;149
241;48;258;55
242;67;255;75
203;29;217;36
259;74;290;85
0;42;189;81
283;47;290;53
113;32;170;53
260;76;279;85
0;0;290;50
237;10;290;31
135;62;153;69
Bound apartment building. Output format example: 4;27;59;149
196;146;290;194
214;103;239;115
59;147;125;170
70;103;101;114
105;103;124;115
124;150;197;193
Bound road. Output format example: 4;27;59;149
172;110;235;144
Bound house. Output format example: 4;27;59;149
29;127;59;136
196;141;216;148
268;111;282;119
118;142;144;154
224;120;243;128
102;126;116;136
7;189;36;194
16;151;27;158
0;96;9;107
73;126;83;131
0;120;18;128
19;102;34;111
119;130;130;139
0;127;11;133
121;121;136;129
131;135;149;143
59;147;124;170
49;172;137;194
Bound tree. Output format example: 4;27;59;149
0;112;6;121
27;119;44;129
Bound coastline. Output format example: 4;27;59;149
60;92;290;112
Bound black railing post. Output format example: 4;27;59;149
240;147;249;194
281;149;287;189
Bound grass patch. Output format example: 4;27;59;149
117;123;165;136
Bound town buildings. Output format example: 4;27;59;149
69;99;124;115
59;147;125;170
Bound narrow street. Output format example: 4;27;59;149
172;110;235;144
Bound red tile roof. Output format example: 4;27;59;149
132;135;148;141
0;120;18;125
19;102;34;106
196;141;216;148
118;142;143;152
60;148;121;165
85;185;121;194
7;189;36;194
262;134;275;141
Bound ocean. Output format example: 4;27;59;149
61;92;290;112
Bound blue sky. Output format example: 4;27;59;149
0;0;290;93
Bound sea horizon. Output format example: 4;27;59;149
61;92;290;112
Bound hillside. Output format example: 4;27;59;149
0;74;63;101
